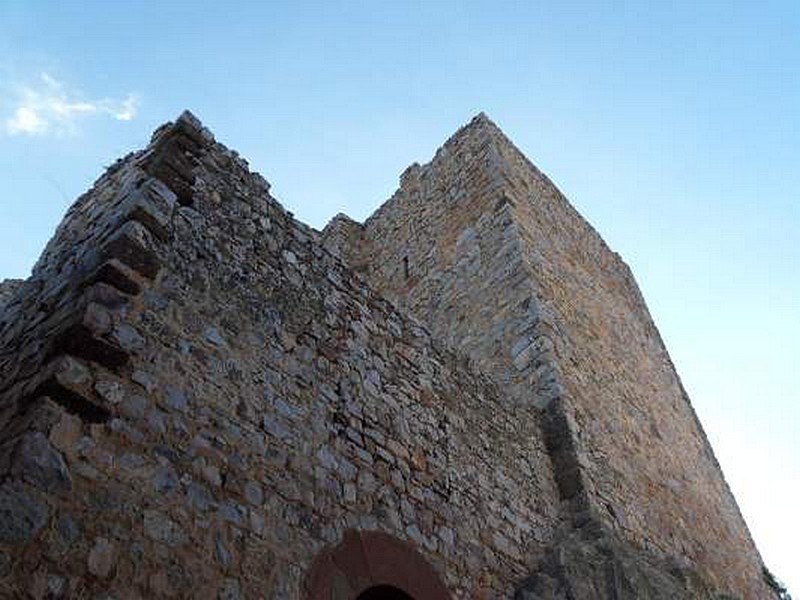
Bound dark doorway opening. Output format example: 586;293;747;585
357;585;414;600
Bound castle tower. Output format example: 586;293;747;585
0;112;771;599
324;113;770;599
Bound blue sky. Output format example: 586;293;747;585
1;0;798;592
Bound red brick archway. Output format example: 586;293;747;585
306;530;451;600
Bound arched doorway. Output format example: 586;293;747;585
357;585;413;600
306;530;450;600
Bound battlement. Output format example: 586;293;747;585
0;112;771;599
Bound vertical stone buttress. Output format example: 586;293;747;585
326;114;771;599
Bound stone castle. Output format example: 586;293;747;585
0;112;773;599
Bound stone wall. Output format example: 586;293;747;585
0;113;561;598
323;116;561;408
332;114;771;599
0;279;23;309
0;109;773;599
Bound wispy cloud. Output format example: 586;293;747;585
4;72;139;136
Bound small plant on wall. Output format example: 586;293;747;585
763;566;792;600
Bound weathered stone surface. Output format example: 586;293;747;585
0;111;772;598
95;379;124;404
11;431;72;492
0;551;11;578
0;482;49;543
54;355;92;388
515;521;721;600
46;574;66;597
0;278;24;310
163;385;188;412
110;324;145;352
330;113;772;599
151;464;179;493
55;513;81;548
49;411;82;456
143;510;187;547
218;577;242;600
243;480;263;506
87;536;116;578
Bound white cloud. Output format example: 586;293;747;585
7;106;47;135
3;72;140;136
